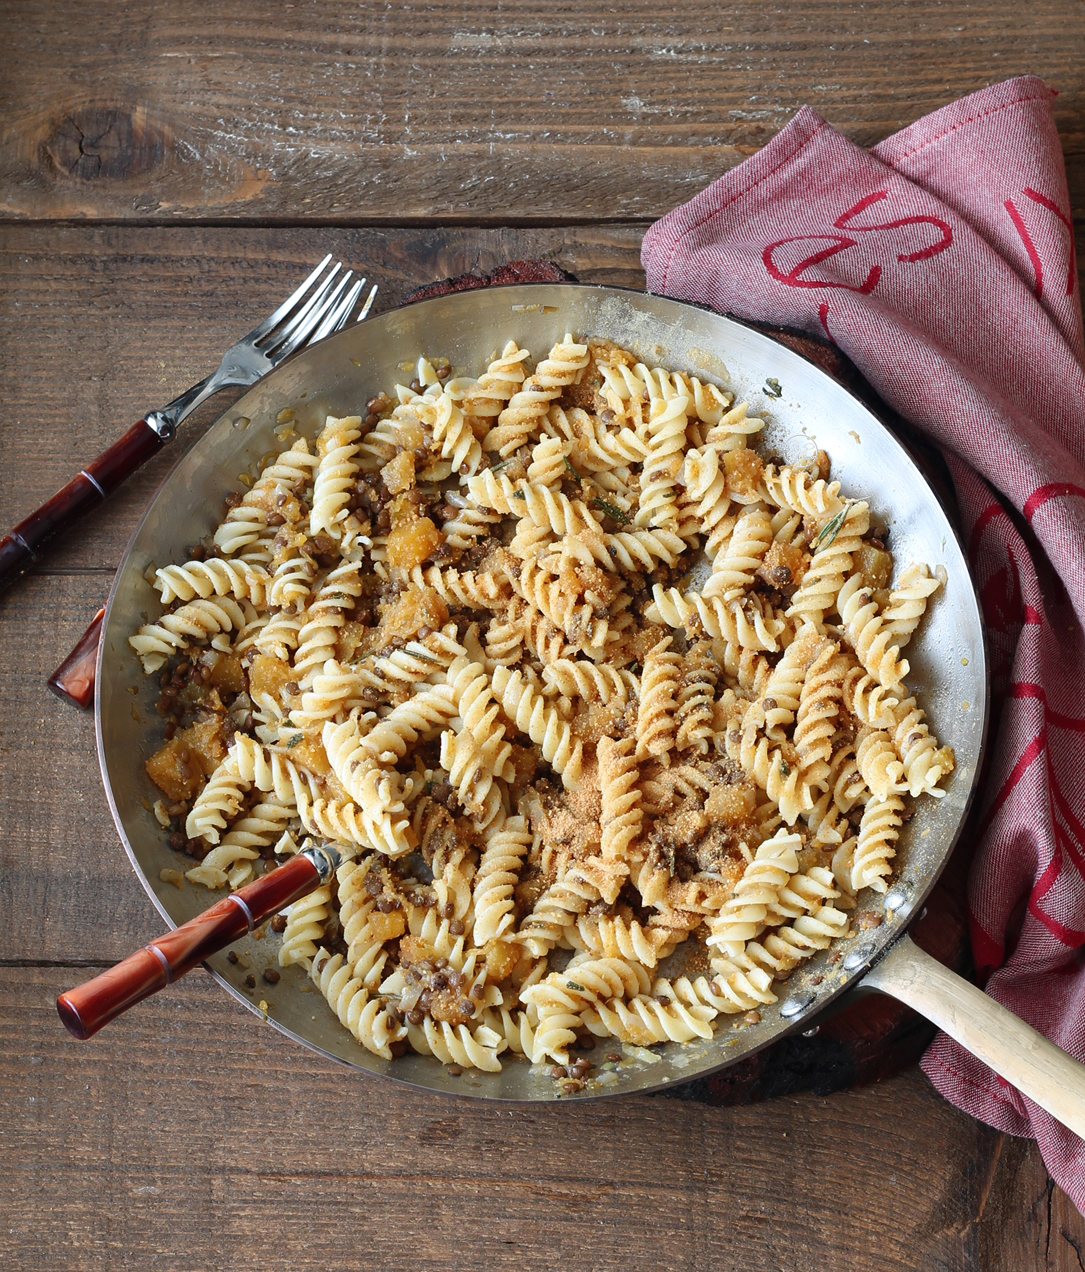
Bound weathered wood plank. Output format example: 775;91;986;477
2;0;1082;222
0;966;1051;1272
0;572;154;963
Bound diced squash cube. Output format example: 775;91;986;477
381;451;415;495
377;587;449;640
209;654;245;695
387;517;443;569
249;654;296;705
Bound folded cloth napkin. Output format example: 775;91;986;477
642;75;1085;1207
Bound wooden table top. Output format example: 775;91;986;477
2;3;1084;1268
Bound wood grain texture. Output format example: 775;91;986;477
1;0;1082;223
0;965;1068;1272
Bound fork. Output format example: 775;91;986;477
0;254;377;599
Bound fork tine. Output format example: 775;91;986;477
310;278;366;343
269;271;356;359
245;253;334;343
357;283;379;321
260;266;346;356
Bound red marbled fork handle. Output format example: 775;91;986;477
57;850;327;1040
0;418;169;597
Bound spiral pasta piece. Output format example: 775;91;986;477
841;664;899;729
130;596;251;672
724;715;812;825
185;796;294;890
575;907;662;963
154;557;269;607
635;395;690;529
311;951;407;1059
703;400;765;452
680;445;733;558
214;439;318;557
184;751;248;843
647;585;786;651
279;886;333;969
440;502;501;553
541;659;638;707
303;776;417;858
231;734;318;808
267;529;317;612
793;643;846;771
852;795;904;893
723;903;850;979
526;435;572;486
702;503;772;601
490;666;584;789
440;662;515;815
855;727;908;800
466;471;604;540
673;968;778;1016
635;637;681;762
472;816;531;944
518;869;600;955
883;562;942;646
886;697;955;796
461;340;530;425
407;564;511;611
595;736;642;864
837;573;909;690
705;830;802;956
352;626;467;699
585;993;715;1045
759;464;844;518
310;415;362;539
786;500;870;627
544;403;647;469
406;1018;507;1072
430;391;482;476
484;334;589;457
292;560;365;687
768;863;841;923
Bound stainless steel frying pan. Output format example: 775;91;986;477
94;284;1085;1127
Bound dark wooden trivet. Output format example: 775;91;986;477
404;260;972;1104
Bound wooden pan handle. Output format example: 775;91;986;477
862;933;1085;1138
0;419;167;596
57;852;323;1040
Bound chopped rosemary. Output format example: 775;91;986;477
565;981;586;993
408;647;443;666
287;733;304;749
779;757;790;777
592;497;630;525
489;458;512;473
814;504;849;550
512;490;527;500
764;377;783;398
562;454;580;478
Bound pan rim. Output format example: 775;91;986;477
94;281;990;1101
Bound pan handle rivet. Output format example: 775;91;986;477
843;942;877;971
884;882;912;913
780;993;815;1019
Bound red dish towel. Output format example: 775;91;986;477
642;76;1085;1207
